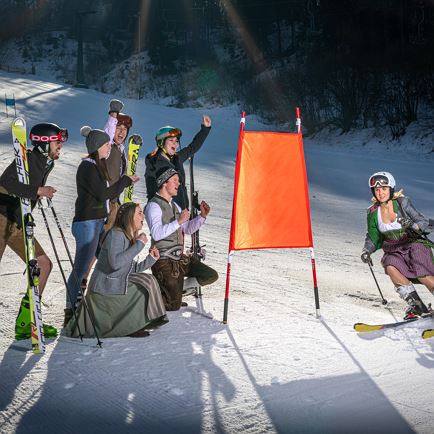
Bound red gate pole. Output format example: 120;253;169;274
296;107;320;318
223;112;246;324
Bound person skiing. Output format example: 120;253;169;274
145;167;218;311
0;122;68;339
64;127;138;325
65;202;167;338
361;171;434;319
145;115;212;210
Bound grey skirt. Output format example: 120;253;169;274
65;272;166;338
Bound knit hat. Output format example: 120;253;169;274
80;126;110;154
156;167;178;189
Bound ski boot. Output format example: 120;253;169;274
15;294;58;340
396;284;429;320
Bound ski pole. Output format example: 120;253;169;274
38;201;84;341
367;261;388;305
46;199;103;347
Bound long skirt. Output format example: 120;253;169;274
382;237;434;279
64;272;166;338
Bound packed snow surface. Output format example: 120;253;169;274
0;72;433;434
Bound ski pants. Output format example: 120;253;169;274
151;254;218;311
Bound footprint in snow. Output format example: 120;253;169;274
169;388;184;396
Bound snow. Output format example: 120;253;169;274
0;71;434;434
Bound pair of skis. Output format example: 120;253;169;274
12;118;45;354
354;313;434;340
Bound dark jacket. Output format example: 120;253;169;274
73;159;131;223
144;125;211;209
0;149;53;226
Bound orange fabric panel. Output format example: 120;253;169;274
229;131;313;251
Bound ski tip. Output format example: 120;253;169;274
353;323;384;333
422;329;434;340
12;117;26;128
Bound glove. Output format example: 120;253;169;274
109;99;124;114
361;251;373;266
129;134;143;146
398;217;413;230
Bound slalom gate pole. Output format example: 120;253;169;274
223;252;233;324
367;262;388;305
222;111;246;324
296;107;321;318
47;199;103;347
38;201;84;340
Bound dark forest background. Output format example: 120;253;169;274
1;0;434;136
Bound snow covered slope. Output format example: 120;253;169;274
0;72;433;434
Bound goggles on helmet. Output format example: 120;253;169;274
117;114;133;129
30;128;68;143
157;128;182;142
369;174;391;188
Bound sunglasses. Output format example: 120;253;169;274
369;175;390;188
30;129;68;143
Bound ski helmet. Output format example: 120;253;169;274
117;113;133;129
155;126;182;149
29;123;68;156
368;171;396;199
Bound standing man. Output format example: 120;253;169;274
103;98;133;229
145;167;218;311
0;122;68;339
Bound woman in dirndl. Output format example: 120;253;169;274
361;171;434;319
66;202;167;338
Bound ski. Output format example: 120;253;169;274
12;117;45;354
124;134;142;203
189;155;204;261
422;329;434;340
354;312;434;333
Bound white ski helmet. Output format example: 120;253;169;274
369;171;396;199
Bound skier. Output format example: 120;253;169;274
145;167;218;311
361;171;434;319
65;202;167;338
145;115;212;210
0;122;68;339
64;127;138;325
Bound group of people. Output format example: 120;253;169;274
0;98;218;340
0;98;433;341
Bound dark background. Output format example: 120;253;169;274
1;0;433;135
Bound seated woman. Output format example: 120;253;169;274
65;202;167;338
361;171;434;319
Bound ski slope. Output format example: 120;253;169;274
0;72;433;434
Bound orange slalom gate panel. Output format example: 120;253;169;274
229;131;313;251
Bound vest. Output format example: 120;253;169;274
149;195;183;252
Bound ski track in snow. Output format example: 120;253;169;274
0;72;434;433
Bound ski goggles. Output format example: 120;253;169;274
157;128;182;141
117;113;133;129
369;174;390;188
30;129;68;143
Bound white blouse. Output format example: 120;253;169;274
377;207;402;233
